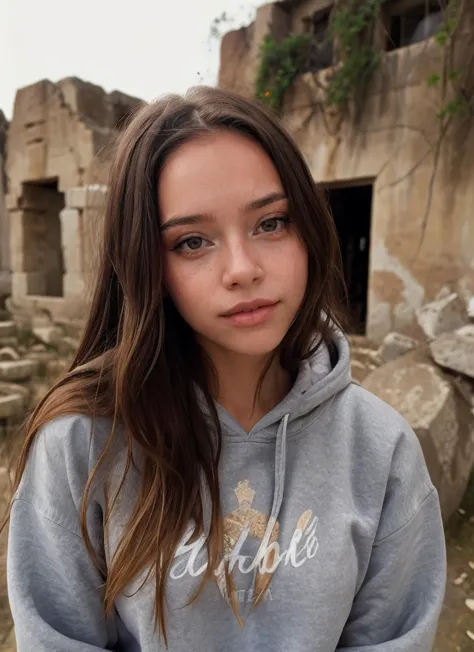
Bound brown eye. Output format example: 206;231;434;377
257;216;290;234
185;237;203;250
174;236;205;252
261;219;279;232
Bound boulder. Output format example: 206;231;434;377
30;343;47;353
430;331;474;380
57;336;79;357
0;382;29;419
0;322;16;338
0;337;19;349
363;348;474;522
0;347;20;361
456;324;474;339
33;325;64;346
46;358;70;381
416;292;466;341
450;374;474;416
0;359;38;382
378;332;419;363
468;296;474;320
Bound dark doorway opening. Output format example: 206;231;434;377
325;184;373;334
21;178;65;297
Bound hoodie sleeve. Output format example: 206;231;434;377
6;416;123;651
8;499;120;650
336;423;446;651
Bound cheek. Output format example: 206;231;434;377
277;238;308;293
164;257;209;321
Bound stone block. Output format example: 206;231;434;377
457;325;474;339
416;293;466;341
0;347;20;361
64;273;85;298
378;332;419;363
468;297;474;320
0;386;25;419
60;208;82;273
12;272;48;297
0;271;11;297
0;322;16;338
27;140;47;179
66;185;107;209
0;359;38;382
0;337;19;349
33;325;64;345
57;336;79;357
430;331;474;380
363;348;474;522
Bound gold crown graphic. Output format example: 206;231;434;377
234;480;256;506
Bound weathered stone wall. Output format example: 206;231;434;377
6;77;141;323
284;42;474;342
0;112;9;299
218;0;474;342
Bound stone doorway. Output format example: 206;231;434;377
21;179;65;297
325;183;373;334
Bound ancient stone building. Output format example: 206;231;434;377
0;111;9;301
219;0;474;341
5;77;142;322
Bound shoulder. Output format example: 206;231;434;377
16;414;120;519
337;381;423;455
34;413;116;470
337;382;436;538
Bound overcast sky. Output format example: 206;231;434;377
0;0;264;119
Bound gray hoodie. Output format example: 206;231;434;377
7;331;446;651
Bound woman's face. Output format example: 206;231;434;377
159;130;308;359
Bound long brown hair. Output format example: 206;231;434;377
3;86;346;644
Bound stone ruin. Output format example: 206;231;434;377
0;76;143;460
5;76;142;323
0;111;8;300
351;290;474;523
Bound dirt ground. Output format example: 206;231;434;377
434;474;474;652
0;466;14;651
0;461;474;651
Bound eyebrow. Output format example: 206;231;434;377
243;192;287;212
160;192;287;232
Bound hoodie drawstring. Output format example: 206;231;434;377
248;413;289;615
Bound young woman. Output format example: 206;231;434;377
5;87;446;651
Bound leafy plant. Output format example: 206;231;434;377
255;0;386;112
255;33;312;110
427;0;471;122
325;0;386;110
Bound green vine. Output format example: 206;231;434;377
255;33;312;110
255;0;386;112
427;0;472;122
326;0;385;110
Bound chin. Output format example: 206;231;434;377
219;330;286;358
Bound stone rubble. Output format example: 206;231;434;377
356;292;474;523
416;292;466;341
430;331;474;380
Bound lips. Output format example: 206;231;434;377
222;299;278;317
220;299;279;327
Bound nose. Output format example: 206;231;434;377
222;240;263;290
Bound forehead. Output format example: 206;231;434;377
158;131;284;219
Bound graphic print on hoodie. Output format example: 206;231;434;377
7;329;447;651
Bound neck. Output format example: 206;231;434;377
202;344;291;432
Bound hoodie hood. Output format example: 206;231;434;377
215;326;352;441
